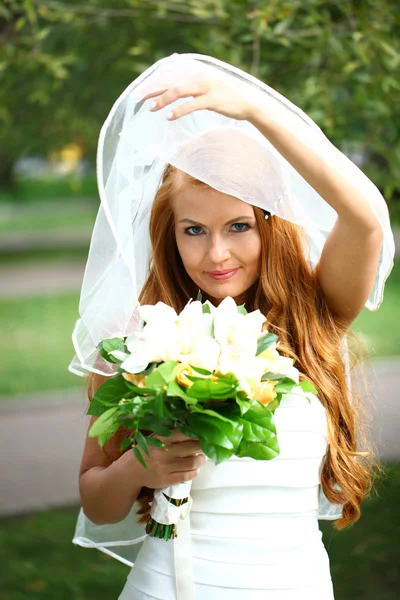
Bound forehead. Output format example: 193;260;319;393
171;183;255;221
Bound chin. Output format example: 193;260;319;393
201;281;250;303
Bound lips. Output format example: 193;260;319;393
205;268;239;280
207;269;238;275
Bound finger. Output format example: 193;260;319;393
153;429;193;444
167;440;203;458
140;88;169;102
170;454;207;473
148;82;209;111
170;469;199;485
166;96;211;121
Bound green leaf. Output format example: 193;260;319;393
236;304;248;315
124;381;154;395
97;337;127;363
240;408;276;443
88;375;130;416
135;430;150;457
140;362;158;376
256;333;278;355
88;407;119;438
98;423;120;449
133;445;148;469
188;404;237;423
158;360;179;383
154;391;164;417
198;438;235;465
236;396;251;415
166;380;198;404
146;436;165;448
145;367;167;389
140;416;173;437
179;425;198;439
274;380;298;394
186;378;238;400
189;364;212;376
261;372;292;382
120;437;134;451
236;437;280;460
202;302;211;314
187;413;243;451
299;380;318;394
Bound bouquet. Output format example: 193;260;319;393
87;296;317;540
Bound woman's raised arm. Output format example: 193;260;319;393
248;107;383;324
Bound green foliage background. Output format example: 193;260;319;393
1;0;399;210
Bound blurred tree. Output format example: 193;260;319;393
0;0;399;207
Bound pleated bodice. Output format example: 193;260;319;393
118;391;335;599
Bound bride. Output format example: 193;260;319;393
70;54;394;599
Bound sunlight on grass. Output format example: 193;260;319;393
352;259;400;358
1;293;80;396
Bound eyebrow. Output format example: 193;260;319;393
178;216;256;227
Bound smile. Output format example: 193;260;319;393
205;268;239;281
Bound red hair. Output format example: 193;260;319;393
88;163;380;529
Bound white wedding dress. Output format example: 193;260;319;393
115;391;336;599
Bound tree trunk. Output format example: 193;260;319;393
0;153;15;189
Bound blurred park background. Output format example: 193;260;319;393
0;1;399;598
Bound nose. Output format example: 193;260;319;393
207;234;232;264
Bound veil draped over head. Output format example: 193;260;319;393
69;52;394;379
70;53;394;562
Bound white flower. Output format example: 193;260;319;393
121;331;155;373
139;302;178;325
212;297;268;378
219;352;268;381
173;299;220;371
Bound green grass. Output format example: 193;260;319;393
352;258;400;357
0;246;89;266
0;199;97;235
0;176;98;204
0;462;399;599
319;462;400;599
1;293;81;396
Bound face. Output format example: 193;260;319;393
172;184;262;306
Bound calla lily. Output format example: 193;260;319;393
139;302;178;325
122;331;157;373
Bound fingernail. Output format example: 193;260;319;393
166;111;174;120
149;101;157;110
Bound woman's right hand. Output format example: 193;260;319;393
123;428;207;489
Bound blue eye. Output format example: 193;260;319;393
184;223;250;236
185;225;203;236
231;223;250;232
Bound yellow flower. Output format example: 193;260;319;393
250;380;277;406
175;363;195;388
122;372;146;387
259;347;279;362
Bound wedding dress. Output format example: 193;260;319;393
116;391;335;599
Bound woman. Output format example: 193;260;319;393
72;54;393;599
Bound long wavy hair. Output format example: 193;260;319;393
88;163;380;530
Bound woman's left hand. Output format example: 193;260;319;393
140;80;255;122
